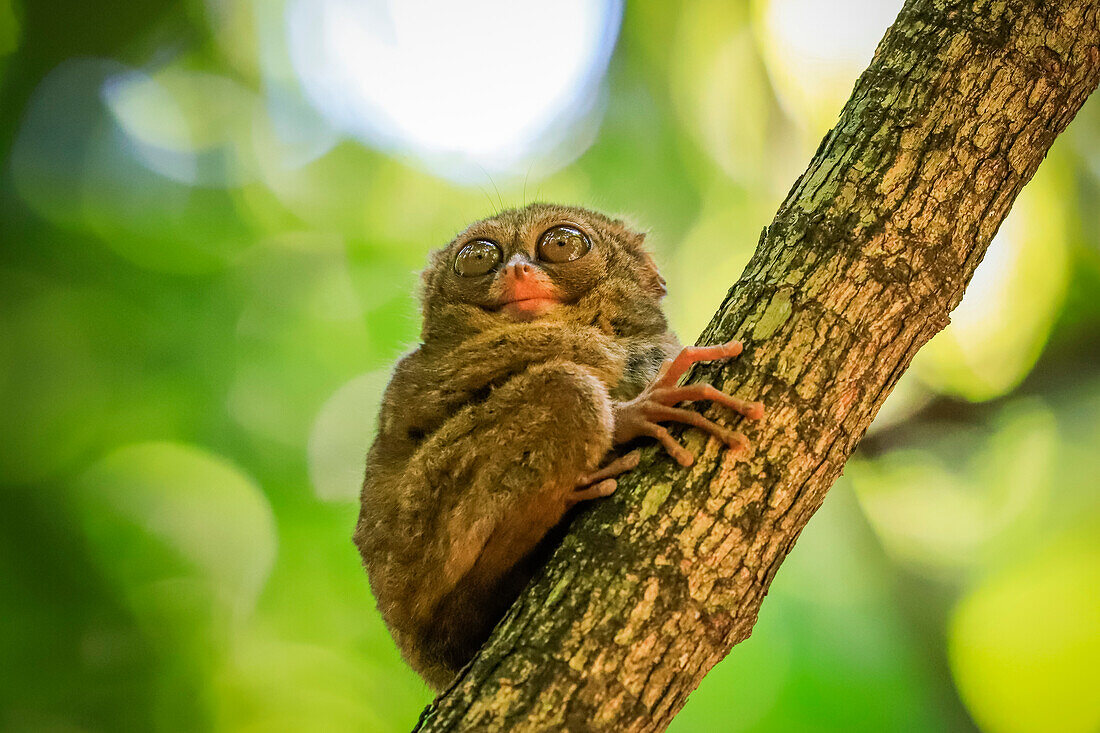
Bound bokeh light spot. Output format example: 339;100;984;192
913;164;1070;401
0;0;20;57
75;441;277;621
103;66;260;187
670;4;772;187
949;530;1100;733
853;403;1056;574
757;0;904;135
11;58;253;274
308;370;389;502
285;0;623;180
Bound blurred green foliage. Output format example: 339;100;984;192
1;1;1098;731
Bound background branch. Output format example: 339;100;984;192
417;1;1100;730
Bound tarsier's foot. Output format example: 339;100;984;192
613;339;764;467
570;450;641;504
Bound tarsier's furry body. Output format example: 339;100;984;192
354;204;763;690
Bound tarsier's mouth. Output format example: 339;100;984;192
498;295;561;307
497;295;563;320
496;281;562;308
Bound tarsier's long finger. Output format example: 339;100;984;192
657;339;744;388
576;450;641;488
656;383;765;420
570;478;618;504
644;404;748;451
642;422;694;467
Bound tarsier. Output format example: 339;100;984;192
354;204;764;690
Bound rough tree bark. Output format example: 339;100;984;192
416;1;1100;730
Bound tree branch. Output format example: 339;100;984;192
416;1;1100;730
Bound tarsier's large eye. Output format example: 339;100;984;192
537;225;590;264
454;240;502;276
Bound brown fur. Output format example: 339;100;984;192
354;204;679;689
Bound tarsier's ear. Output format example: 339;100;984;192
419;249;445;303
610;221;667;299
638;249;668;298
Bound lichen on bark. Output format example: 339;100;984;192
415;1;1100;730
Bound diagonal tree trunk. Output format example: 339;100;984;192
415;1;1100;730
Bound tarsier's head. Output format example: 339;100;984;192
420;203;668;342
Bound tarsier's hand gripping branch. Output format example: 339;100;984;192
576;339;763;499
613;339;765;466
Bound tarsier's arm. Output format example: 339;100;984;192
413;322;629;422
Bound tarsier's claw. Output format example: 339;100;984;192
613;339;763;464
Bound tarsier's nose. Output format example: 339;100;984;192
504;255;536;280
